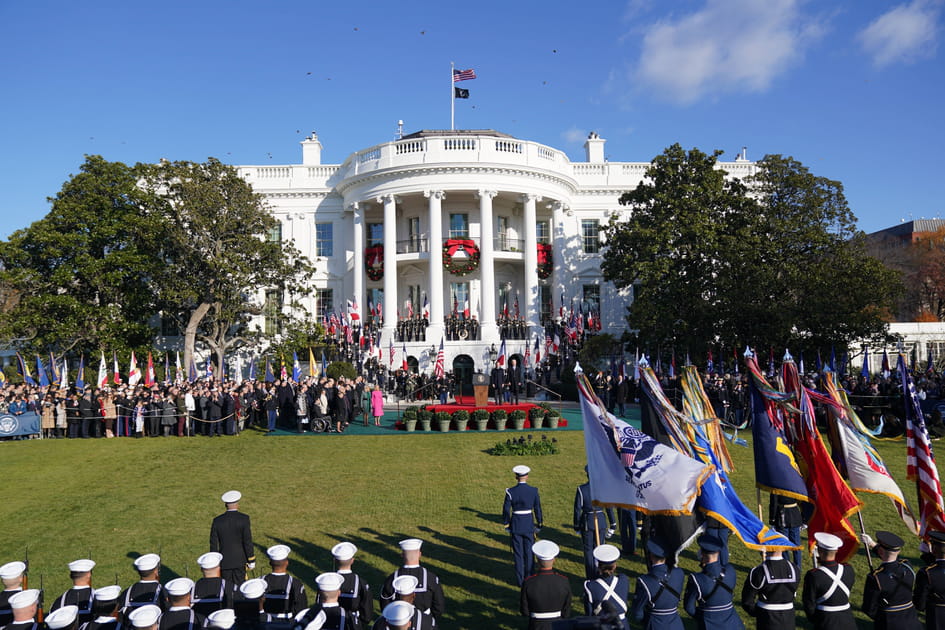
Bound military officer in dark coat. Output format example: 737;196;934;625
262;546;306;620
684;534;743;629
209;491;255;586
802;532;856;630
330;543;372;630
159;578;205;630
520;540;571;630
861;531;922;630
630;539;684;630
379;539;445;621
119;554;166;620
0;561;27;628
503;465;544;586
740;546;798;630
574;469;616;579
79;585;122;630
50;559;95;625
293;573;356;630
915;531;945;629
191;553;233;618
583;545;630;630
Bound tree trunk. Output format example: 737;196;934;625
183;302;212;375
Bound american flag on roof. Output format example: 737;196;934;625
452;68;476;82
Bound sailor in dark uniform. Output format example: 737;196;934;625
78;585;122;630
519;540;571;630
330;543;372;630
740;546;798;630
50;560;96;625
861;531;922;630
370;577;433;630
0;561;27;627
119;555;165;621
770;494;804;569
262;545;306;620
583;544;629;630
630;539;684;630
234;579;272;627
126;605;161;630
158;578;204;630
503;465;544;586
684;534;743;629
204;609;235;630
292;573;355;630
915;530;945;630
379;540;444;621
573;469;616;579
3;589;43;630
209;491;255;587
802;532;856;630
372;603;413;630
45;605;79;630
192;553;233;618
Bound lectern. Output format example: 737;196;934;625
473;372;489;408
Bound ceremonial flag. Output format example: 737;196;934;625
279;356;287;380
911;344;918;373
114;352;122;384
145;352;155;387
16;352;37;386
347;298;360;322
128;351;141;386
264;358;274;383
928;348;935;375
406;299;415;319
452;67;476;81
901;354;945;538
292;351;301;382
534;334;541;365
35;356;50;387
881;349;891;378
434;338;445;379
830;346;837;372
524;342;531;369
576;304;584;334
552;333;560;354
0;370;5;387
49;352;60;384
768;348;775;377
798;352;805;376
861;347;870;379
816;350;823;374
98;352;108;388
839;352;849;377
389;340;395;368
401;343;408;371
587;310;594;330
706;350;714;375
668;352;676;379
164;353;170;384
207;355;215;380
189;357;198;383
248;355;257;381
309;348;316;377
321;350;328;376
496;339;506;368
76;355;86;390
559;292;566;319
463;298;470;319
175;352;183;383
59;358;68;389
746;369;808;500
422;295;430;319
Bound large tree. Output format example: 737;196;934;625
601;145;900;356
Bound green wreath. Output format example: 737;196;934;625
537;243;553;280
365;245;384;281
443;239;480;276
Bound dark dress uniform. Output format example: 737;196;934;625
503;480;543;586
209;510;255;586
630;562;684;630
191;577;233;617
573;482;616;579
863;560;922;630
1;620;45;630
158;607;205;630
802;561;856;630
520;568;572;630
119;582;166;619
915;558;945;629
79;617;119;630
337;571;372;630
740;555;798;630
294;603;356;630
262;574;307;619
769;495;803;568
583;574;630;630
684;561;743;629
50;588;94;625
0;590;22;627
369;608;435;630
379;568;444;620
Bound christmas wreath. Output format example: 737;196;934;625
443;238;480;276
365;245;384;281
537;243;553;279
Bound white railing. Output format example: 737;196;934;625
396;140;426;154
444;137;476;151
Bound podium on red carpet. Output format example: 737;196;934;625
473;372;489;408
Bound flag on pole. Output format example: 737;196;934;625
114;352;122;384
279;356;287;380
189;357;198;383
347;298;360;322
264;358;274;383
207;355;215;380
309;348;316;377
16;352;37;386
163;353;170;384
881;350;890;378
422;295;430;319
463;298;470;319
402;343;408;371
98;352;108;388
452;68;476;81
389;339;395;368
292;351;301;382
175;352;183;383
524;342;531;369
145;352;155;387
534;334;541;365
434;338;445;379
248;355;257;381
321;350;328;377
76;355;86;390
49;352;61;384
35;356;50;388
128;352;141;386
453;87;469;99
59;358;68;390
861;347;870;379
496;339;507;368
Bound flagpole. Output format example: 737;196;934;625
857;511;874;570
450;62;455;130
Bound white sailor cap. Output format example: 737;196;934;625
45;605;78;630
398;538;423;552
239;578;267;600
382;601;415;625
133;554;161;572
165;577;194;597
0;561;26;580
197;552;223;569
206;609;236;630
392;575;418;596
221;490;241;504
814;532;843;551
512;465;531;476
532;540;560;561
267;544;291;561
127;604;162;629
330;542;357;561
9;589;40;609
593;544;620;564
68;559;96;573
93;585;122;602
315;572;344;592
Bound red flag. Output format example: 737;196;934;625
145;352;155;387
434;338;445;379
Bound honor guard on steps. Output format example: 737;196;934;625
126;606;161;630
210;491;255;587
379;540;444;621
330;543;372;630
802;532;856;630
519;540;571;630
915;530;945;630
574;468;616;580
192;553;233;618
583;545;629;630
50;560;95;625
740;546;798;630
372;603;413;630
4;589;43;630
78;586;122;630
159;578;204;630
503;465;544;586
1;562;27;627
861;531;922;630
683;534;743;630
120;555;166;620
204;609;235;630
262;546;306;620
630;539;684;630
45;606;78;630
371;577;433;630
293;573;355;630
234;579;272;627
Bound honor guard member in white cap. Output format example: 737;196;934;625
583;544;629;630
293;573;355;630
630;538;684;630
0;561;27;627
372;577;433;630
802;532;855;630
520;540;571;630
5;589;42;630
502;465;544;586
50;560;95;625
45;606;79;630
126;605;161;630
262;546;306;619
330;543;372;630
210;491;255;587
914;530;945;630
233;579;271;627
158;578;203;630
192;553;233;617
740;545;798;630
574;467;616;580
372;602;413;630
683;534;743;629
861;531;922;630
120;555;165;620
379;540;444;621
205;609;235;630
79;586;121;630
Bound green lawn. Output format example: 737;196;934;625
0;417;935;629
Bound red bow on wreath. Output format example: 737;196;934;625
443;239;480;276
537;243;553;279
365;245;384;281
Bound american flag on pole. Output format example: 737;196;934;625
434;338;445;379
452;68;476;82
389;339;395;368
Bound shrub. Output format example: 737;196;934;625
452;410;470;423
492;409;508;421
434;411;451;423
509;409;526;422
326;361;357;380
488;434;559;456
472;409;490;422
417;409;433;423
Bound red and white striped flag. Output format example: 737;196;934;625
901;354;945;538
452;68;476;82
389;339;395;368
434;338;445;379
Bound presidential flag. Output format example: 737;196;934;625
292;351;301;382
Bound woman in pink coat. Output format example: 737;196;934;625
370;385;384;426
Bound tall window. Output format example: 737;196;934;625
367;223;384;246
536;220;550;244
497;216;510;250
268;222;283;244
407;217;422;252
264;290;283;336
315;288;333;323
367;288;383;317
583;284;600;315
450;282;470;318
315;222;333;257
449;213;469;238
538;285;552;324
498;284;511;318
581;219;600;253
406;285;422;317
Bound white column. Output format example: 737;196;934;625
523;194;540;335
351;203;364;323
379;195;398;339
425;190;446;338
550;201;568;321
477;190;498;339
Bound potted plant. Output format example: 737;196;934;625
492;409;508;431
510;409;527;430
472;409;490;431
435;411;452;432
452;409;470;432
528;406;545;429
546;411;561;429
403;409;418;432
418;409;433;432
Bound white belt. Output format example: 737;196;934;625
513;510;533;515
650;608;676;615
757;602;794;611
530;611;561;619
273;613;294;619
816;604;850;612
700;603;733;612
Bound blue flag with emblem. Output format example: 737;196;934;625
248;355;257;381
35;356;50;387
264;358;275;383
76;354;86;390
16;352;37;386
292;351;301;382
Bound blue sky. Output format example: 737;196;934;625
1;0;942;237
